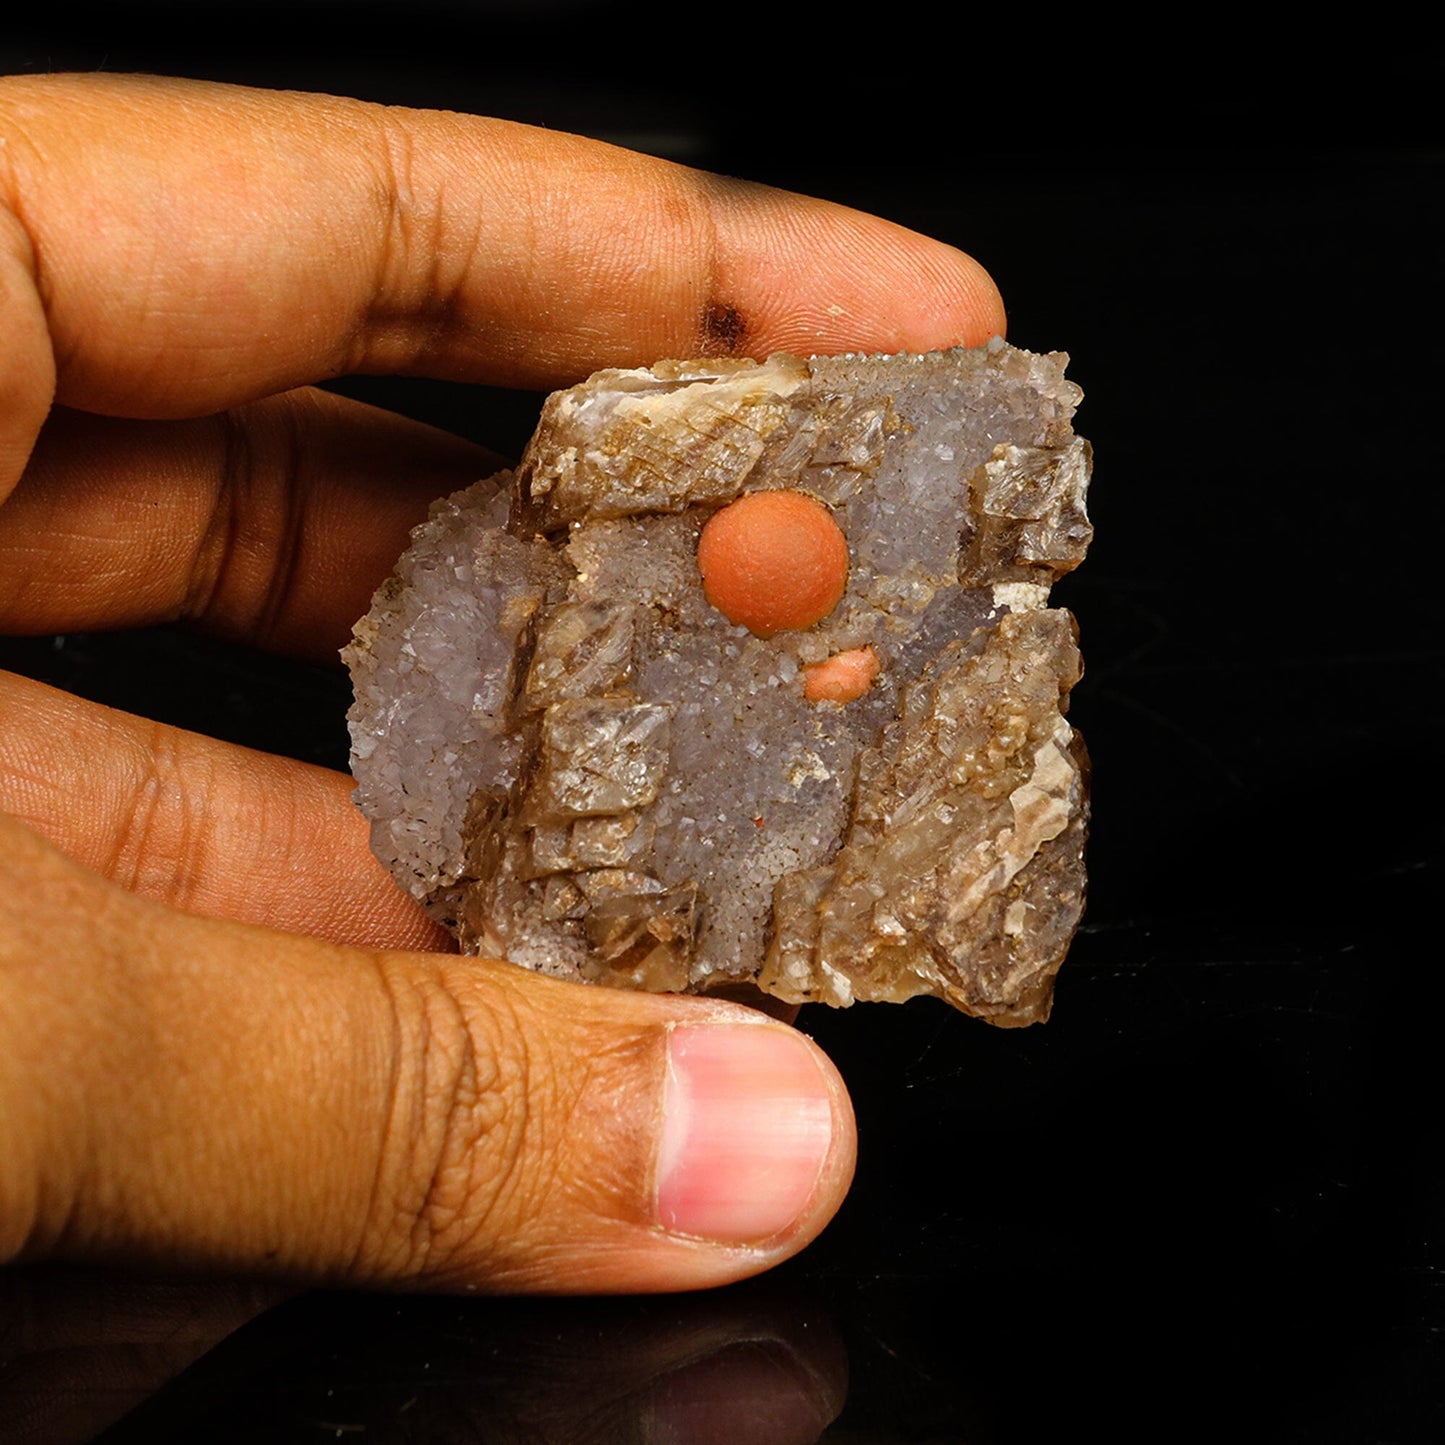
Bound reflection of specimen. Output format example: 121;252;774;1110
347;340;1092;1024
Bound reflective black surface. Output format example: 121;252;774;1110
1;17;1440;1441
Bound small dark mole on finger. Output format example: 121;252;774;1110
701;302;747;354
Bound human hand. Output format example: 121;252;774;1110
0;74;1005;1293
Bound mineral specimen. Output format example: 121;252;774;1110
346;338;1092;1025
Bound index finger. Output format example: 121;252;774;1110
0;73;1005;498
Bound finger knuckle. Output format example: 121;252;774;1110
350;114;470;375
185;399;307;648
108;722;216;912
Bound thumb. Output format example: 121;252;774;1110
0;817;855;1293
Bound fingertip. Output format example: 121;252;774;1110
706;181;1006;358
430;978;856;1297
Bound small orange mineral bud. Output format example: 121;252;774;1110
696;489;849;638
803;646;881;704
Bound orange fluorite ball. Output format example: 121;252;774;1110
696;490;849;638
803;646;881;703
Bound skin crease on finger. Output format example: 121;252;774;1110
0;72;1007;1292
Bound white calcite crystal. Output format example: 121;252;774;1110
346;339;1092;1024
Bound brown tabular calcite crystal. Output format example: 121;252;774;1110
345;339;1093;1024
760;608;1087;1023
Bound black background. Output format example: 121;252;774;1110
1;12;1442;1441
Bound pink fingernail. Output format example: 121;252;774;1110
656;1025;836;1245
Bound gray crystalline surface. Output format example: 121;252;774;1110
346;339;1093;1024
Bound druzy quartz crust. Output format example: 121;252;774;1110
346;339;1092;1025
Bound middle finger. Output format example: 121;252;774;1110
0;668;448;949
0;389;496;663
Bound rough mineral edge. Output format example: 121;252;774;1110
345;338;1092;1024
